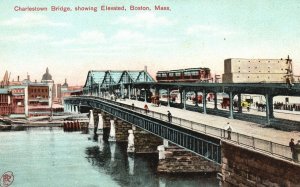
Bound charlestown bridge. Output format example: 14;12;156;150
64;70;300;186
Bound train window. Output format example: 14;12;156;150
184;72;191;76
169;73;174;77
191;71;199;76
162;73;167;77
157;74;162;77
175;73;181;77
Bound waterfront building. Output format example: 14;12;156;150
27;83;51;117
9;85;26;117
222;58;290;83
0;88;11;115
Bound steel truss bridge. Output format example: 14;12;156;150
65;96;222;164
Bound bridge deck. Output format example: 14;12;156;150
116;98;300;146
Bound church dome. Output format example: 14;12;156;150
42;67;52;81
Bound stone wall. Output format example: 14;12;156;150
157;146;220;173
134;127;163;153
221;141;300;187
115;119;132;142
102;112;111;128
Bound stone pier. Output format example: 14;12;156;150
133;126;163;153
157;146;220;173
114;118;132;142
220;141;300;187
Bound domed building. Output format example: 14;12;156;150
41;67;54;84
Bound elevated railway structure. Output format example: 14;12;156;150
88;80;300;127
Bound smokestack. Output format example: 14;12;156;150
27;75;30;81
17;76;19;82
144;65;147;72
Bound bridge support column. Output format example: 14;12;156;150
131;126;163;153
127;129;135;153
157;146;219;173
183;89;186;110
214;92;218;109
202;89;207;114
167;88;170;107
102;112;112;141
144;89;147;102
114;118;132;142
229;92;233;119
88;110;94;130
108;119;116;142
128;85;131;100
237;93;242;113
265;94;270;125
195;91;198;107
135;88;138;101
97;113;103;134
268;95;274;119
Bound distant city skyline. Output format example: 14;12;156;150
1;0;300;85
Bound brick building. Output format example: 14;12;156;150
0;89;11;115
27;84;51;117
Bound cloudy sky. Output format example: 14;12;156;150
1;0;300;85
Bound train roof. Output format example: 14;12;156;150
157;67;210;73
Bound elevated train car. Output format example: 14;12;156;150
156;67;212;82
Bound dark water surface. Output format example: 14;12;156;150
0;127;218;187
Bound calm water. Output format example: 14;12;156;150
0;127;218;187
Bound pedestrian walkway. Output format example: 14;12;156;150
117;99;300;146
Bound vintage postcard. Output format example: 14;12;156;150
1;0;300;186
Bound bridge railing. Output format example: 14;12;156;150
75;96;294;162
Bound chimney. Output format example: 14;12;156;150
17;76;19;82
27;75;30;81
144;65;147;72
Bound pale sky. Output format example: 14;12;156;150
1;0;300;85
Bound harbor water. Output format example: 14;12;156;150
0;127;218;187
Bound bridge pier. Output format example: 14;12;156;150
132;126;163;153
108;119;116;142
97;113;103;134
157;145;220;173
102;112;112;141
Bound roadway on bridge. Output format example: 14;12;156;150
115;98;300;146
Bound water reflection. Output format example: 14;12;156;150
85;139;218;187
